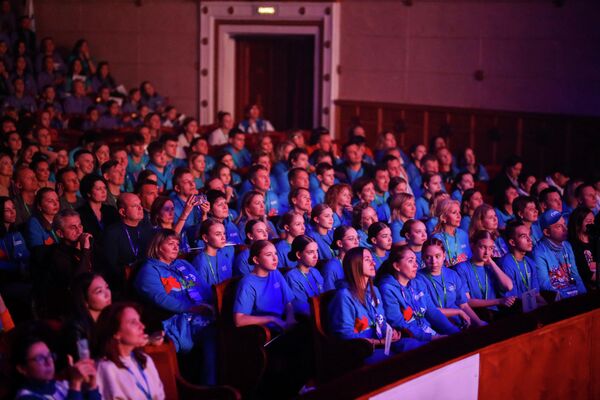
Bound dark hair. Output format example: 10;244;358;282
351;202;375;230
199;218;223;243
288;234;316;262
244;219;266;244
460;188;480;215
316;162;333;176
422;237;445;255
146;141;164;157
538;187;562;205
278;211;302;232
513;195;537;220
352;177;374;198
206;189;226;205
287;167;308;185
237;190;264;223
380;245;414;280
332;225;354;250
502;154;523;171
368;222;389;246
100;160;119;176
95;302;147;370
248;164;268;182
287;147;308;165
70;272;108;350
0;196;15;236
343;247;376;306
228;128;244;139
150;196;172;226
399;218;422;239
504;220;525;245
134;178;158;195
136;171;158;186
567;206;594;243
79;174;106;200
34;187;56;210
310;203;331;226
172;167;193;191
470;229;495;245
248;240;273;266
389;176;407;194
288;187;309;210
124;132;145;146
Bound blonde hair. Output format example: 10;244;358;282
390;193;414;222
469;204;499;240
432;198;460;234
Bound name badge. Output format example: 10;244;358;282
521;289;538;313
384;324;393;356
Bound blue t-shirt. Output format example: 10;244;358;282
310;186;326;207
416;268;468;310
459;215;471;232
390;220;406;245
275;239;297;269
358;229;370;248
495;207;515;230
533;238;587;299
192;246;235;301
415;196;430;220
498;253;540;297
233;269;294;318
285;267;324;316
332;210;352;229
454;262;500;310
234;248;252;276
307;229;336;261
432;229;472;267
371;250;389;271
321;257;344;291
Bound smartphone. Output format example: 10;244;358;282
196;194;207;204
76;338;90;360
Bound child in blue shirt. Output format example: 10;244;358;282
234;219;270;276
416;238;485;327
415;173;443;220
321;226;359;291
192;219;235;302
310;162;335;207
368;222;391;271
145;142;174;192
450;172;474;203
206;189;242;245
328;247;421;364
352;203;378;248
389;193;416;246
470;204;510;258
378;246;460;344
494;185;519;230
306;204;336;261
326;184;353;228
513;195;543;247
459;189;483;232
454;230;517;315
236;191;278;243
401;219;428;270
285;235;323;316
431;199;471;267
224;129;252;169
276;212;306;269
533;210;587;299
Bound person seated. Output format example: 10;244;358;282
170;167;205;229
11;55;37;96
459;189;483;232
409;154;439;197
278;167;310;215
538;187;564;216
160;133;186;169
436;147;458;184
575;182;598;215
224;129;252;169
275;212;306;269
3;77;36;113
77;174;120;240
13;335;99;400
334;138;374;184
454;231;516;317
451;172;475;203
192;219;234;301
352;202;378;248
134;229;216;384
416;238;485;327
458;147;489;182
63;272;112;361
205;189;242;245
431;199;471;267
100;160;124;209
31;155;55;190
95;303;165;399
353;177;389;224
285;235;323;317
488;155;522;200
379;245;460;346
328;247;420;364
498;221;547;306
400;219;428;269
469;204;509;258
90;61;116;93
389;193;416;246
246;164;280;216
415;173;443;220
237;103;274;134
101;193;155;300
545;169;569;197
321;226;360;291
96;100;123;130
494;184;519;230
235;190;277;243
144;142;174;192
208;111;233;146
63;79;93;115
534;209;587;299
306;204;335;261
513;195;543;246
140;80;166;112
233;219;270;276
73;149;96;182
24;187;60;249
35;37;66;74
310;162;334;207
36;55;64;94
325;183;353;229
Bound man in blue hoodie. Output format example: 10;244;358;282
533;209;586;300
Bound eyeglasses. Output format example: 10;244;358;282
28;352;56;364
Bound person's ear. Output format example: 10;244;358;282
118;207;127;219
201;233;208;243
370;236;377;246
16;364;27;376
56;229;65;239
508;237;516;248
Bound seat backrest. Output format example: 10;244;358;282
214;277;241;327
310;290;336;336
144;341;179;400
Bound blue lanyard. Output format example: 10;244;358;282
125;355;152;400
124;226;140;257
399;283;424;319
205;253;219;284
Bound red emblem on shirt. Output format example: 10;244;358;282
354;316;369;333
44;236;55;245
403;306;414;321
0;248;7;260
161;276;182;294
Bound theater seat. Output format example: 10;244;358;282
309;291;373;385
144;340;240;400
213;277;271;397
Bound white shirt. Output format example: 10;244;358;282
97;353;165;400
208;128;229;146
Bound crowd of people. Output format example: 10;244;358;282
0;4;599;397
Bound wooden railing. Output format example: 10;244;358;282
335;99;600;178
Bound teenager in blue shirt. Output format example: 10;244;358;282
235;191;277;243
451;172;475;203
352;203;378;248
455;230;516;317
206;190;242;245
533;210;587;299
425;192;450;236
378;246;460;344
192;219;235;302
311;162;334;207
188;152;207;190
416;238;485;328
513;195;543;246
24;187;60;249
373;166;391;222
276;212;305;269
328;247;418;364
401;219;428;270
459;189;483;232
234;219;270;276
470;204;509;259
133;229;216;384
458;147;489;182
306;204;336;262
499;221;547;305
368;222;391;271
353;177;389;224
124;132;148;182
145;142;174;192
278;168;310;215
0;197;29;273
326;183;353;229
286;187;312;229
415;173;443;220
389;193;416;246
321;226;359;291
170;167;204;229
224;129;252;169
246;164;280;216
494;185;519;230
285;235;323;316
432;199;471;268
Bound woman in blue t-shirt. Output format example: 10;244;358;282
275;211;306;269
285;235;323;316
321;225;359;291
389;193;416;246
432;199;472;267
459;189;483;232
367;222;392;271
306;204;335;261
470;204;509;258
234;219;269;276
352;203;378;248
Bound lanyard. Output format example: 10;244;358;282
442;232;459;266
320;232;335;257
426;271;447;307
124;226;140;257
399;283;424;319
125;355;152;400
471;263;489;300
205;253;219;284
364;290;384;339
300;268;320;297
511;255;530;290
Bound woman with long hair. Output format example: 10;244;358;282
431;199;471;267
321;225;359;291
306;203;335;261
469;204;509;258
285;235;323;316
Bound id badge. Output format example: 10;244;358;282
521;289;538;313
384;324;393;356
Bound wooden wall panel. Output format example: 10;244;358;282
335;100;600;178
